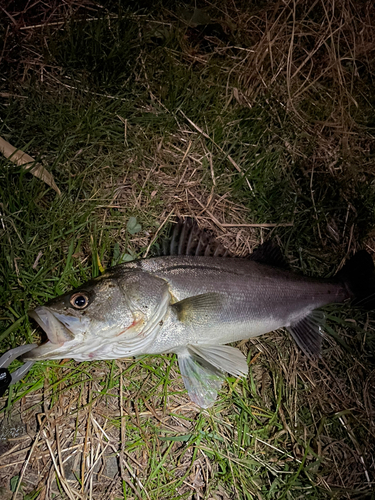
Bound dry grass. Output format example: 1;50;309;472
1;0;375;498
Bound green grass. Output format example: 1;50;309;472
1;1;375;499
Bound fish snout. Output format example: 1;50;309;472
28;307;74;344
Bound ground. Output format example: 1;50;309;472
0;1;375;499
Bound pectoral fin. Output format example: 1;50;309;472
177;345;248;408
172;293;224;325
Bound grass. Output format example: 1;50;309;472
1;0;375;498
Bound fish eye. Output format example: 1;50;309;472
70;292;90;310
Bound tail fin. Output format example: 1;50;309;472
338;250;375;309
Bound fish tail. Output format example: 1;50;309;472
338;250;375;309
288;250;375;358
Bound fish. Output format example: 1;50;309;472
24;219;375;407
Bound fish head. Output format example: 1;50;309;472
25;267;170;360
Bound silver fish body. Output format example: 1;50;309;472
24;250;361;407
141;255;347;351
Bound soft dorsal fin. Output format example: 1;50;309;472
249;240;288;268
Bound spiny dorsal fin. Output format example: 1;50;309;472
157;218;288;267
161;218;229;257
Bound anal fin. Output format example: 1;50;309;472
287;310;325;358
177;345;248;408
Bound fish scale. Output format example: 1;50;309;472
22;221;375;407
139;255;347;350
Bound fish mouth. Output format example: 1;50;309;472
28;307;74;345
